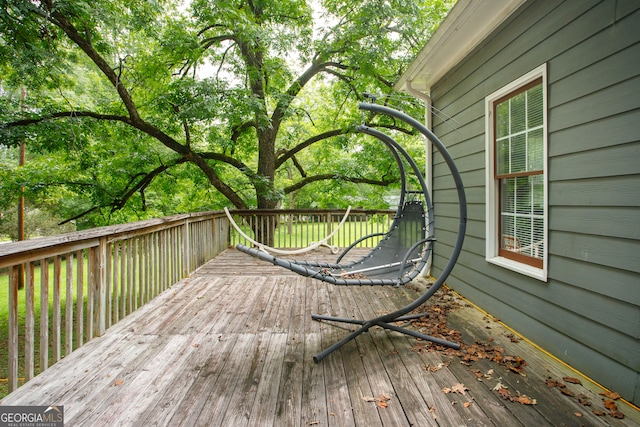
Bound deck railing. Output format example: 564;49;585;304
1;208;393;394
0;211;228;394
228;208;394;250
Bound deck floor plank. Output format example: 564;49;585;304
2;249;638;427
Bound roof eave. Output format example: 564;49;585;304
396;0;527;95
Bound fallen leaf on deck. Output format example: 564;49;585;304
412;343;428;353
506;333;520;343
363;393;392;408
471;369;483;379
496;386;511;400
114;379;124;386
563;376;582;384
463;402;472;408
429;406;437;419
545;378;562;388
604;399;617;411
493;381;506;391
574;412;583;417
592;410;606;416
609;410;625;419
516;394;537;405
599;391;621;400
577;394;592;406
443;383;468;395
560;387;574;397
426;362;449;372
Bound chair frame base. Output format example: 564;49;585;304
311;311;461;363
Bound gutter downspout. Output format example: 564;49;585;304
406;79;434;277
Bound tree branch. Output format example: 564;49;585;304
111;158;189;212
43;3;142;123
4;111;131;128
275;129;348;169
283;174;396;194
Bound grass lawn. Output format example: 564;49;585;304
231;217;389;249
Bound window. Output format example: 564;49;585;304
485;65;548;281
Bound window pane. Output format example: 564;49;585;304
528;85;543;128
496;102;509;138
528;128;543;171
501;177;515;212
515;176;532;214
532;217;544;259
533;174;544;215
510;92;526;133
497;138;510;175
501;214;516;250
511;134;526;173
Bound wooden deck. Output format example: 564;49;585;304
2;249;638;426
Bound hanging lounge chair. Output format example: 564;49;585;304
236;103;467;362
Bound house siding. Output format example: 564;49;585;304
427;0;640;404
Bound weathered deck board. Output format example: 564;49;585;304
2;249;638;426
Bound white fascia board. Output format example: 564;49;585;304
396;0;527;94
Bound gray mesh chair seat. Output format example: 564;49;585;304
237;200;431;286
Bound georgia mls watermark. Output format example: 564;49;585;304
0;406;63;427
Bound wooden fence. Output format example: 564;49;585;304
0;208;393;394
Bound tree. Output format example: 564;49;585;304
0;0;453;232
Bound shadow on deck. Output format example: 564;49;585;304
1;249;638;426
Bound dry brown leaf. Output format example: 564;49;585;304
516;395;537;405
498;388;511;400
463;402;472;408
429;406;437;419
443;383;468;395
545;378;561;388
471;369;484;378
560;387;574;397
599;391;621;400
426;362;449;372
604;399;618;411
563;376;582;384
363;393;392;407
574;412;583;417
609;410;625;419
592;410;606;416
378;393;391;402
577;395;592;406
114;379;124;386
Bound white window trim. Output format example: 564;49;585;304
485;64;549;282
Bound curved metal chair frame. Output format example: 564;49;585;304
237;103;467;362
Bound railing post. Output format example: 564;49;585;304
183;218;191;277
8;266;19;392
25;263;34;381
96;237;107;336
40;258;49;371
